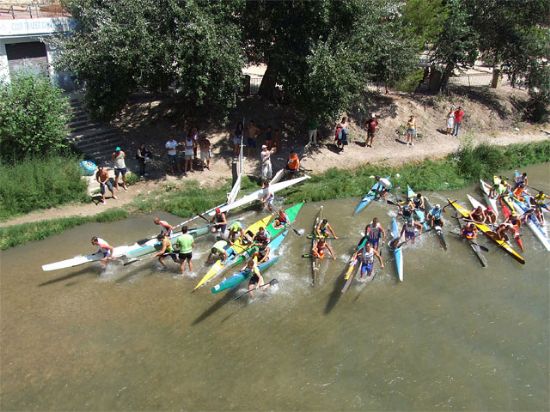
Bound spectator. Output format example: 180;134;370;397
246;120;261;156
335;117;348;152
165;137;179;174
199;135;212;170
176;226;195;276
405;115;417;147
183;132;195;173
136;144;152;178
111;146;128;190
260;144;276;180
233;121;244;157
189;127;199;159
307;117;319;145
95;166;116;204
446;107;455;135
365;113;378;148
286;151;300;176
453;106;465;137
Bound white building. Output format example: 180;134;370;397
0;15;75;89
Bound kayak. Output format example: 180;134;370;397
311;206;323;285
389;217;404;281
354;177;389;215
498;195;514;220
41;224;210;272
511;196;550;251
211;231;288;294
448;199;525;264
479;179;500;220
341;236;369;294
194;203;304;290
453;215;487;268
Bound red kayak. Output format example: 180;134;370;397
499;196;524;251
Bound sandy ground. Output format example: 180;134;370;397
2;85;549;228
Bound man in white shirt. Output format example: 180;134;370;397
165;138;179;174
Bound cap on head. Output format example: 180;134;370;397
371;113;376;118
261;145;267;149
215;207;221;214
115;146;121;151
435;204;441;209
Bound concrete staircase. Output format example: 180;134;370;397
68;94;124;164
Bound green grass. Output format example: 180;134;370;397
0;156;88;221
0;208;128;250
1;141;549;250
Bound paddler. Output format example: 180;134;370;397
374;175;392;200
272;208;289;229
512;183;526;202
505;214;522;246
469;206;486;223
495;222;513;242
484;206;497;224
245;259;269;298
91;236;114;267
427;204;444;228
227;221;245;245
460;222;478;240
399;198;415;220
252;242;271;264
413;192;426;211
364;217;385;251
353;242;384;280
400;218;422;244
154;217;173;237
514;172;528;189
312;237;336;260
260;180;275;212
154;233;178;269
175;225;194;275
286;151;300;176
210;207;227;234
253;226;271;247
315;219;338;239
207;239;228;263
534;191;547;223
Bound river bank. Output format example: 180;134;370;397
1;140;549;250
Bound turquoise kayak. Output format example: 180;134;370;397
407;185;430;231
354;176;390;215
211;231;288;294
389;217;403;282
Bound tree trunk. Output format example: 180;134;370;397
491;67;501;88
258;62;278;101
439;62;454;93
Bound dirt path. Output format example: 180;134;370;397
1;124;547;228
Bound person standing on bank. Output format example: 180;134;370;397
365;113;378;148
453;106;465;137
165;137;179;174
112;146;128;190
307;117;319;145
95;166;116;204
405;115;417;147
136;144;151;178
260;144;276;180
176;226;194;276
233;121;244;157
199;135;212;170
183;132;195;174
446;107;455;135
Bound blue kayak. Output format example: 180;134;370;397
354;177;390;215
389;217;403;282
407;185;431;231
211;231;288;294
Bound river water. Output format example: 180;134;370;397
1;164;549;411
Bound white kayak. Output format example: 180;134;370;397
511;197;550;251
479;179;499;220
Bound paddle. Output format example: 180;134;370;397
392;229;432;249
233;279;279;300
306;234;347;240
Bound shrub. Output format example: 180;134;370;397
0;74;70;162
0;157;88;220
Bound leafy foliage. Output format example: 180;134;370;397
0;74;70;162
57;0;244;119
402;0;449;49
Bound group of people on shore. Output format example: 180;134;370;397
165;127;212;175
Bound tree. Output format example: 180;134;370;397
431;0;479;92
0;74;70;163
402;0;449;49
56;0;244;119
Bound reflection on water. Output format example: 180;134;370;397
1;165;549;410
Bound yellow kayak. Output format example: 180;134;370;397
448;199;525;265
193;214;272;290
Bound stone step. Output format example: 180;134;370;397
72;134;121;149
70;121;101;133
75;139;123;153
70;127;118;141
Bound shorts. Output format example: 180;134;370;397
185;154;193;160
367;130;375;138
162;252;178;262
233;136;242;146
405;230;415;240
168;154;178;166
201;150;211;160
100;180;114;194
102;250;112;258
407;128;417;137
114;167;127;177
247;138;257;148
178;252;192;262
249;273;259;286
360;261;374;276
367;238;379;249
433;218;443;227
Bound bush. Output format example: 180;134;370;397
0;157;88;220
394;69;425;93
0;74;71;163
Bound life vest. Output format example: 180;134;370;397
463;228;475;239
287;154;300;171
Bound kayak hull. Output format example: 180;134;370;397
389;217;404;281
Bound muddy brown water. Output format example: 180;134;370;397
1;164;549;410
